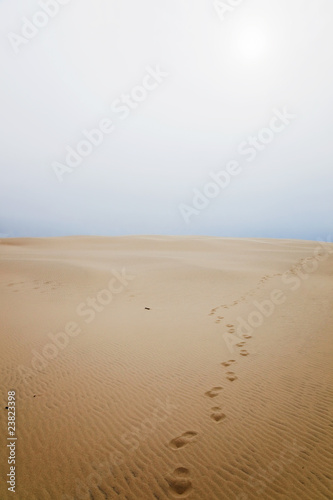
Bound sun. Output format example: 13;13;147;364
226;20;270;64
236;25;268;61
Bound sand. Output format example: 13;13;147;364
0;236;332;500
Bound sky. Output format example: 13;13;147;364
0;0;332;240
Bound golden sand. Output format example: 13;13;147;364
0;236;332;499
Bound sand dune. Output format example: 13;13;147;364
0;236;332;500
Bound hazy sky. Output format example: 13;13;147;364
0;0;332;239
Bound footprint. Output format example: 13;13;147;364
167;467;192;497
236;342;246;347
205;387;223;398
228;329;235;333
169;431;198;450
226;372;238;382
210;407;226;423
217;316;224;320
242;335;252;339
240;350;249;356
221;360;236;367
226;324;233;328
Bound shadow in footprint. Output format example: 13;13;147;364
169;431;198;450
205;387;223;398
226;372;237;382
210;407;226;423
167;467;192;497
240;350;249;356
221;360;236;367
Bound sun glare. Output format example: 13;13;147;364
237;25;268;61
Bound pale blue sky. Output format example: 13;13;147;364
0;0;332;240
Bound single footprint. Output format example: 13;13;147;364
217;316;224;319
240;350;249;356
205;387;223;398
169;431;198;450
226;324;234;328
210;407;226;423
167;467;192;497
242;335;252;339
236;342;246;347
226;372;238;382
228;328;235;333
221;360;236;367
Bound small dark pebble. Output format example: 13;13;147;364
33;395;36;397
145;307;150;310
5;406;8;410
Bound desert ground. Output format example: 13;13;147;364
0;236;332;500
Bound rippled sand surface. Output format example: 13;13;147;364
0;236;332;499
